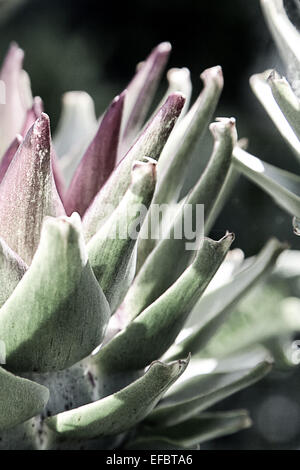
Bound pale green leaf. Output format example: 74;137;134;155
293;216;300;235
166;238;285;360
137;68;224;269
0;213;110;372
146;361;271;426
269;72;300;140
157;66;224;197
250;70;300;161
0;237;27;307
205;138;248;236
260;0;300;83
204;167;239;235
0;366;49;431
88;158;157;313
45;358;189;440
233;146;300;218
199;291;300;361
124;118;236;320
136;410;251;448
93;234;234;374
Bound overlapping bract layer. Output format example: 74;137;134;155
0;29;297;450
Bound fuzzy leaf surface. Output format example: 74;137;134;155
65;92;125;217
146;361;271;426
93;234;233;373
0;366;49;431
0;113;65;264
83;93;185;240
125;118;236;320
118;42;171;159
0;214;110;372
167;238;285;360
88;159;156;312
46;358;189;440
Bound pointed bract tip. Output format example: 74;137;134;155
33;112;50;133
119;88;127;99
268;71;290;88
112;89;126;106
156;41;172;54
216;116;236;126
32;96;44;115
38;111;50;122
131;157;157;183
43;214;81;244
201;65;223;87
171;354;190;376
221;231;235;247
167;67;191;84
177;352;191;367
1;42;24;73
200;232;234;253
250;69;272;87
267;69;277;81
141;156;158;165
293;216;300;236
7;41;24;59
9;41;19;49
62;90;93;107
209;117;237;142
209;118;235;132
69;211;83;229
16;134;23;144
148;354;189;377
30;112;51;152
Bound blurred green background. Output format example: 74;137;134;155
0;0;299;450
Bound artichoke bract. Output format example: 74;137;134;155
0;24;297;450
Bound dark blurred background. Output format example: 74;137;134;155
0;0;299;450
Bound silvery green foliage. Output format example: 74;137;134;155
0;34;295;451
212;0;300;375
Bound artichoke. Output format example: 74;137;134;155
0;28;296;450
